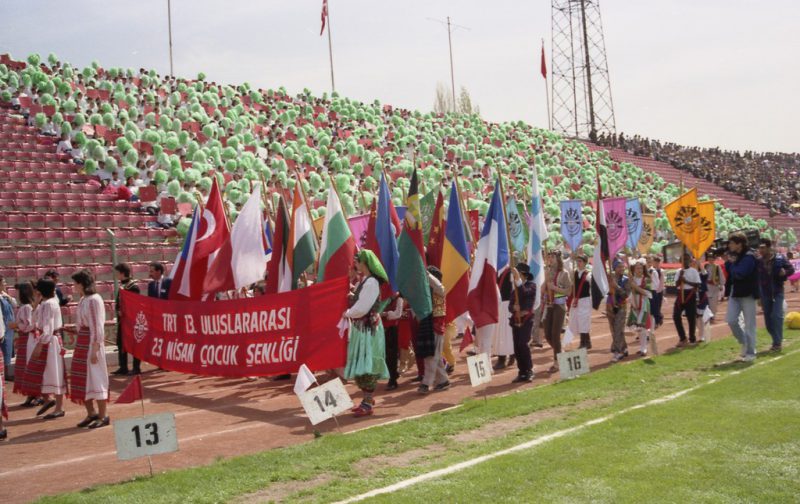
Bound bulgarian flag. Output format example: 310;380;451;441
287;182;317;289
318;187;356;282
396;169;432;319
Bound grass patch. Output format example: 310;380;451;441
40;329;799;504
372;339;800;503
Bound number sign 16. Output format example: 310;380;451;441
557;348;590;380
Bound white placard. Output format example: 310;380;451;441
298;378;354;426
466;353;493;387
114;412;178;461
557;348;590;380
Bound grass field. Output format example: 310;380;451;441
41;328;800;504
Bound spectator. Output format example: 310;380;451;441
43;270;70;307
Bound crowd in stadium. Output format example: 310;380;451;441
596;132;800;216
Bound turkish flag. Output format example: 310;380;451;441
540;42;547;79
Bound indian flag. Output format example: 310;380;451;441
318;187;356;282
288;183;317;289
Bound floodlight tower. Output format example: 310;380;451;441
550;0;616;140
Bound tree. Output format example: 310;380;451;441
457;86;480;116
433;82;453;115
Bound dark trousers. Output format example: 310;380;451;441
673;294;697;342
384;325;399;384
117;325;140;372
512;319;534;375
651;291;664;326
543;305;566;361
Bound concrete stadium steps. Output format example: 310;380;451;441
588;143;800;233
0;260;173;285
0;211;156;229
0;243;176;267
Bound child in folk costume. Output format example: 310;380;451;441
419;266;450;394
30;279;68;420
543;252;572;373
70;270;111;429
607;259;630;362
695;258;711;343
344;250;390;417
568;254;594;350
12;282;41;406
628;260;657;356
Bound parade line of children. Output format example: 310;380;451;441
1;235;795;438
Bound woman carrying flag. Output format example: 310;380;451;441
628;259;656;356
344;250;390;417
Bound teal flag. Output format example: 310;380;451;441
506;197;528;254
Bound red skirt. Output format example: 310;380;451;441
18;339;47;397
69;328;90;404
12;331;30;395
398;319;412;350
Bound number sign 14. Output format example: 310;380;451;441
298;378;354;426
114;412;179;461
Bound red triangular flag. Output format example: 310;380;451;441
459;326;474;353
116;375;143;404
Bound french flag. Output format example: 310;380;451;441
467;181;509;328
169;206;201;299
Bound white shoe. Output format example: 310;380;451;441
743;354;756;362
611;353;621;363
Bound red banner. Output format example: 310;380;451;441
121;277;349;377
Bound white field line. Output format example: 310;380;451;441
333;348;798;504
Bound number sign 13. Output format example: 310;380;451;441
114;412;179;461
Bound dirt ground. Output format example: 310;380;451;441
2;292;798;504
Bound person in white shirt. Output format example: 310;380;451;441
649;255;666;327
56;133;73;155
109;172;123;189
673;253;701;345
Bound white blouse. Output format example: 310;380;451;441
16;304;34;333
77;294;106;345
345;277;379;319
36;297;63;345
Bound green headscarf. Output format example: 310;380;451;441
357;249;388;284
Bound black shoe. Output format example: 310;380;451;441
507;356;516;367
493;357;507;370
112;368;129;376
417;384;430;395
534;343;544;348
512;374;533;383
386;381;398;391
88;416;110;429
272;374;291;381
445;364;455;375
410;375;423;383
21;397;36;408
77;415;99;428
36;400;56;416
434;381;450;391
466;350;477;357
129;369;142;376
43;410;65;420
0;429;7;440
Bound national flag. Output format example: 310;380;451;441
287;183;317;289
527;169;548;310
203;185;269;293
602;197;628;258
366;173;400;293
467;181;509;329
293;364;317;395
540;40;547;79
420;188;438;243
397;169;432;319
591;178;611;309
168;177;229;299
265;197;292;294
115;375;143;404
264;216;273;262
318;187;357;282
442;181;470;322
320;0;328;36
426;191;445;268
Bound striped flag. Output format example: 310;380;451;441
527;169;548;310
320;0;328;35
287;183;317;289
318;187;356;282
442;181;470;322
265;197;292;294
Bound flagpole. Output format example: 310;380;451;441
325;0;336;93
495;168;521;325
542;38;552;131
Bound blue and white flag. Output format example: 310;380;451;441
527;170;548;310
625;198;643;251
560;200;583;252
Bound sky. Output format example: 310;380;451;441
1;0;798;153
